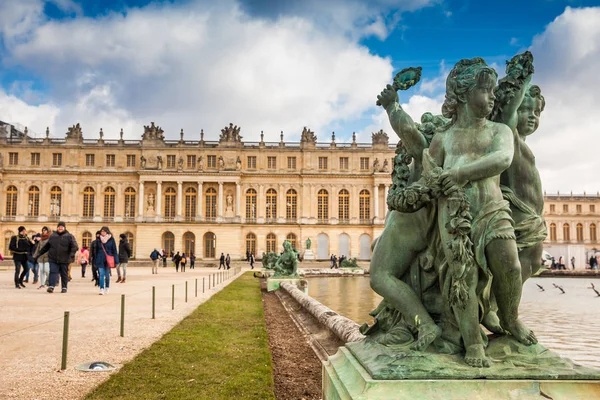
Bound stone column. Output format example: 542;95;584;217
71;181;78;218
373;184;379;220
116;183;124;220
41;181;49;217
236;183;241;217
257;184;264;221
218;181;224;217
138;181;145;219
197;182;203;220
17;182;25;216
176;180;183;219
156;181;162;217
331;184;338;223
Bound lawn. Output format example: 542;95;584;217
87;273;276;400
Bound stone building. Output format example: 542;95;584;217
0;122;395;260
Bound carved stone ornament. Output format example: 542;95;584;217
219;123;243;144
371;129;389;146
300;127;317;144
142;122;165;141
66;123;83;140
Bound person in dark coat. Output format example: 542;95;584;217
225;253;231;270
9;226;31;289
117;233;132;283
94;226;119;295
90;231;101;286
219;253;225;270
36;222;78;293
190;253;196;269
173;251;182;272
249;252;255;269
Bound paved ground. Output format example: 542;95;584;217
0;262;245;400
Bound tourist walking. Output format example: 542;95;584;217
162;249;168;268
117;234;132;283
181;253;187;272
571;256;576;270
10;226;32;289
591;255;598;270
36;222;78;293
190;253;196;269
225;253;231;269
173;251;182;272
219;253;225;270
90;231;101;286
30;233;41;284
76;245;90;278
246;250;250;261
249;252;255;269
94;226;119;295
34;227;51;288
150;248;160;274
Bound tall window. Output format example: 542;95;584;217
187;155;196;169
124;187;136;218
163;232;175;255
126;154;136;167
205;188;217;220
31;153;40;166
563;204;569;213
591;224;597;242
247;156;257;169
359;189;371;220
338;189;349;221
246;233;256;256
286;233;297;250
286;189;297;220
360;157;370;170
126;232;135;257
82;232;92;248
185;187;197;221
204;232;216;258
245;189;257;220
28;186;40;217
266;233;277;253
591;205;596;213
267;156;277;169
339;157;349;170
183;232;196;255
266;189;277;220
106;154;115;167
9;152;18;166
4;231;14;255
563;223;570;241
103;186;116;218
549;204;555;212
318;157;328;170
50;186;62;217
549;223;557;241
318;189;329;222
85;154;95;166
576;204;582;213
287;156;296;170
164;187;176;218
207;155;217;168
5;185;17;216
577;223;584;242
52;153;62;166
83;187;95;217
167;155;176;169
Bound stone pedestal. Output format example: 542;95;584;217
323;346;600;400
266;278;308;294
303;249;315;260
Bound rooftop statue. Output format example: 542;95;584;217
142;122;164;141
371;129;389;145
66;123;83;139
219;123;242;143
300;127;317;144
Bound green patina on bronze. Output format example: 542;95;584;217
360;52;590;377
263;240;299;278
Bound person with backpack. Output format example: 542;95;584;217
150;248;160;274
94;226;119;295
173;251;182;272
9;226;31;289
90;231;101;286
181;253;187;272
117;234;132;283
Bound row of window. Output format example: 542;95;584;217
549;204;596;213
548;223;598;241
8;152;380;171
4;186;373;221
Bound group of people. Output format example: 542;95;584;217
9;223;131;295
219;253;231;270
149;248;196;273
329;254;346;269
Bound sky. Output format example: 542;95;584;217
1;0;600;192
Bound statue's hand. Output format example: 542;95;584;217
440;168;466;195
505;51;534;81
376;84;399;109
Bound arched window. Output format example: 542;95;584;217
338;189;349;221
246;233;256;256
286;233;297;250
28;185;40;217
164;187;176;219
245;188;257;221
162;231;175;255
563;223;570;241
549;223;557;241
205;188;217;220
204;232;216;258
124;187;136;219
5;185;17;217
577;223;584;242
286;189;297;220
126;232;135;258
185;187;197;221
266;188;277;220
359;189;371;221
183;231;195;255
83;186;95;217
50;186;62;217
266;233;277;253
4;231;14;255
82;231;92;248
103;186;116;218
318;189;329;222
591;224;597;242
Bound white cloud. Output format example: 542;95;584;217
0;88;60;137
527;6;600;193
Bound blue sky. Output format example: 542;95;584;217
1;0;600;191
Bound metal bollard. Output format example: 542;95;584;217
120;294;125;337
172;284;175;310
61;311;70;370
185;281;188;303
195;278;198;297
203;277;205;293
152;286;156;319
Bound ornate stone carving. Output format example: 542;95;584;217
142;122;165;141
371;129;389;146
300;127;317;144
219;123;242;144
66;123;83;140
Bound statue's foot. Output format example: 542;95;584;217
464;344;491;368
410;323;441;351
482;311;506;335
504;319;538;345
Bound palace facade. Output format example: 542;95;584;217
0;122;395;260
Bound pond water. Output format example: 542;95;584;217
307;276;600;369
